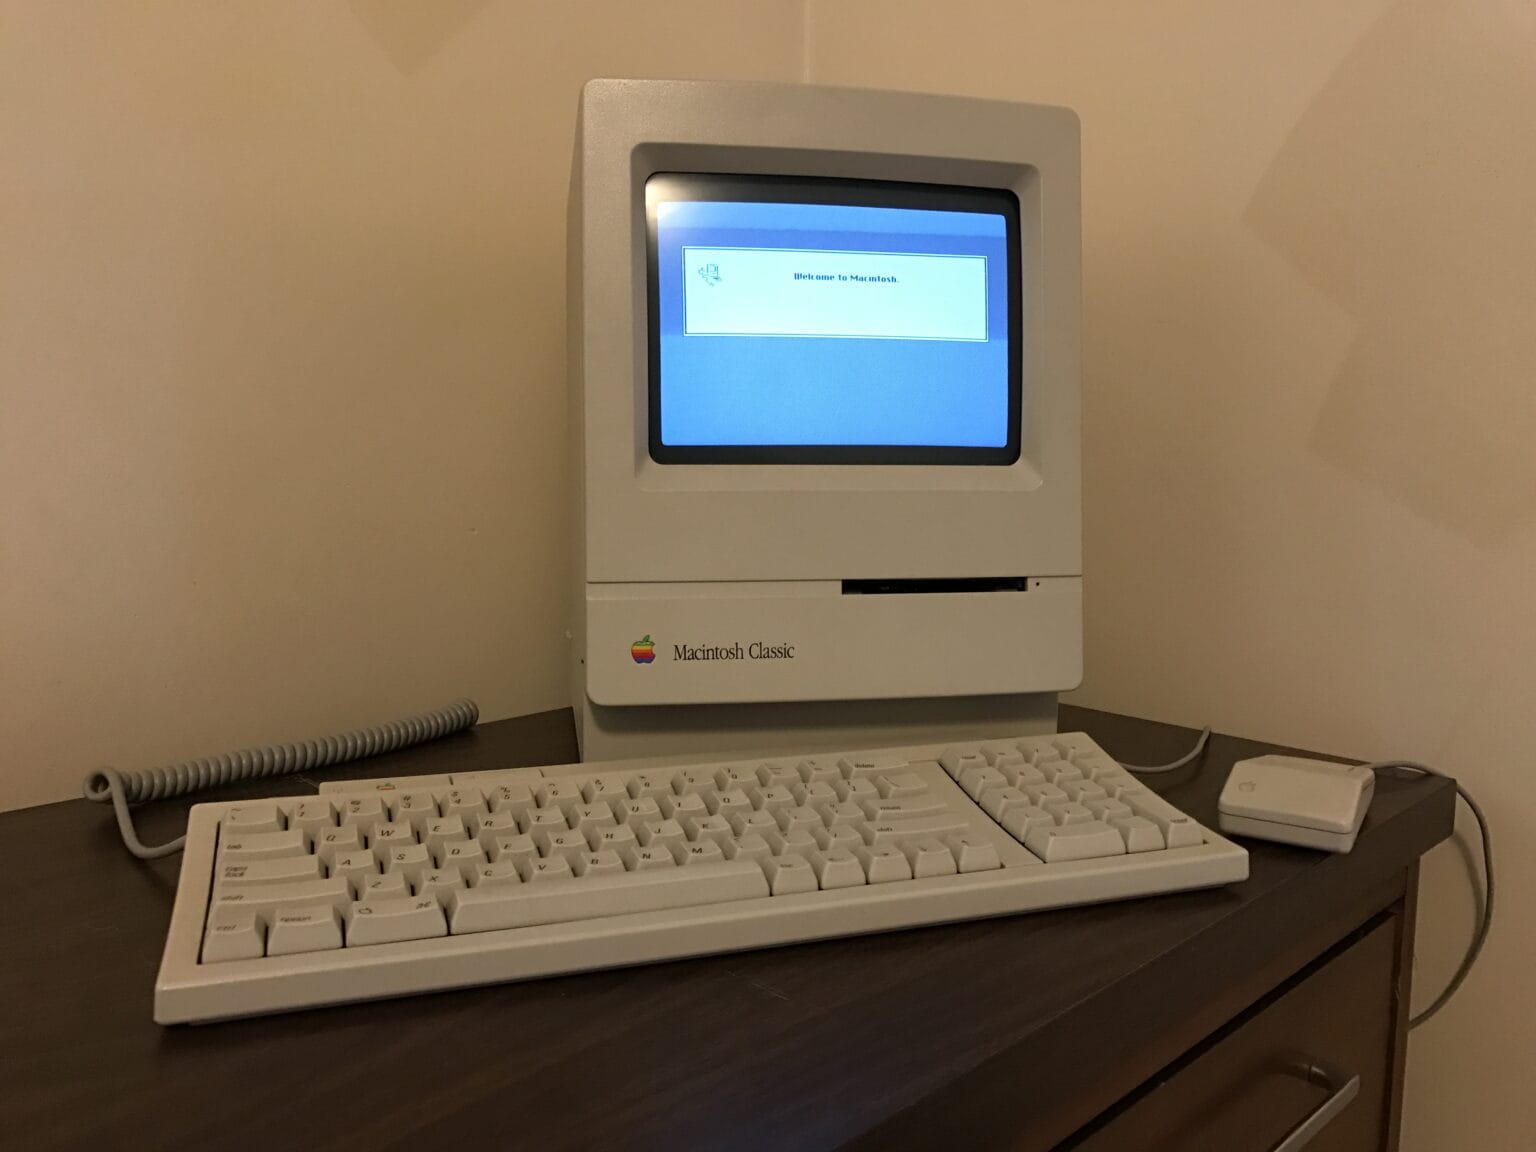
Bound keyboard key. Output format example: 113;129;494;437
673;767;716;796
1053;735;1100;759
588;824;639;856
382;843;432;884
1040;761;1084;784
286;799;337;838
1062;779;1108;804
764;827;818;859
535;781;581;818
438;787;487;820
617;797;662;830
660;792;708;825
487;784;535;821
835;777;878;804
818;800;865;827
678;840;726;866
221;803;283;835
327;850;377;887
471;811;521;853
267;906;343;957
809;848;866;889
959;765;1008;802
775;806;822;835
436;838;487;878
545;830;592;867
210;877;350;920
574;849;627;878
754;785;796;814
729;809;779;838
945;833;1002;872
762;854;818;895
1110;816;1165;853
1128;797;1204;848
1000;805;1054;841
855;845;912;884
637;819;686;855
219;828;307;862
902;838;958;878
1024;822;1127;863
1085;798;1134;824
522;856;574;882
684;813;733;847
581;776;629;808
981;787;1031;822
525;809;569;849
862;815;970;846
573;802;617;835
626;772;671;800
1044;801;1094;826
424;817;469;855
1001;763;1047;789
629;845;676;871
839;752;907;780
724;832;772;865
346;896;447;947
217;856;322;888
1071;754;1122;780
340;795;387;835
390;792;440;835
714;764;757;790
1024;783;1069;807
447;861;769;932
201;909;264;963
706;787;753;821
490;833;537;871
790;780;838;808
796;757;842;786
313;824;363;865
756;761;801;789
358;872;410;902
876;772;928;799
937;747;985;780
860;796;949;822
473;862;523;888
812;824;865;852
415;869;465;901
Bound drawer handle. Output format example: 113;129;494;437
1270;1059;1361;1152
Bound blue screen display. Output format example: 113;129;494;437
650;182;1016;462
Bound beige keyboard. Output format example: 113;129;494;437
155;732;1247;1023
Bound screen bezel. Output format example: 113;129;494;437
645;173;1023;466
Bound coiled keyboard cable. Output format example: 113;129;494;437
83;699;479;860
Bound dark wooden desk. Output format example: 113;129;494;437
0;707;1453;1152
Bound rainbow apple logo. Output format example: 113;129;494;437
631;635;656;664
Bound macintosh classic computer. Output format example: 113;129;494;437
567;78;1084;763
146;80;1255;1023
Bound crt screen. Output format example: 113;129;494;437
648;178;1017;463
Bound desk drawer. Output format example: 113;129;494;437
1065;919;1397;1152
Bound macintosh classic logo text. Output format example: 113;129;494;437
630;635;797;665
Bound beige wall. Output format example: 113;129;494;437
0;1;802;811
808;1;1534;1148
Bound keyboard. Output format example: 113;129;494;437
155;732;1247;1023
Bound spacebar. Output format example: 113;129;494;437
446;862;771;934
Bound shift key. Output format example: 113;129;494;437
861;815;970;847
210;876;350;921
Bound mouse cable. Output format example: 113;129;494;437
1361;760;1493;1029
1120;728;1492;1029
83;699;479;860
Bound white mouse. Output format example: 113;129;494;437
1218;755;1376;852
